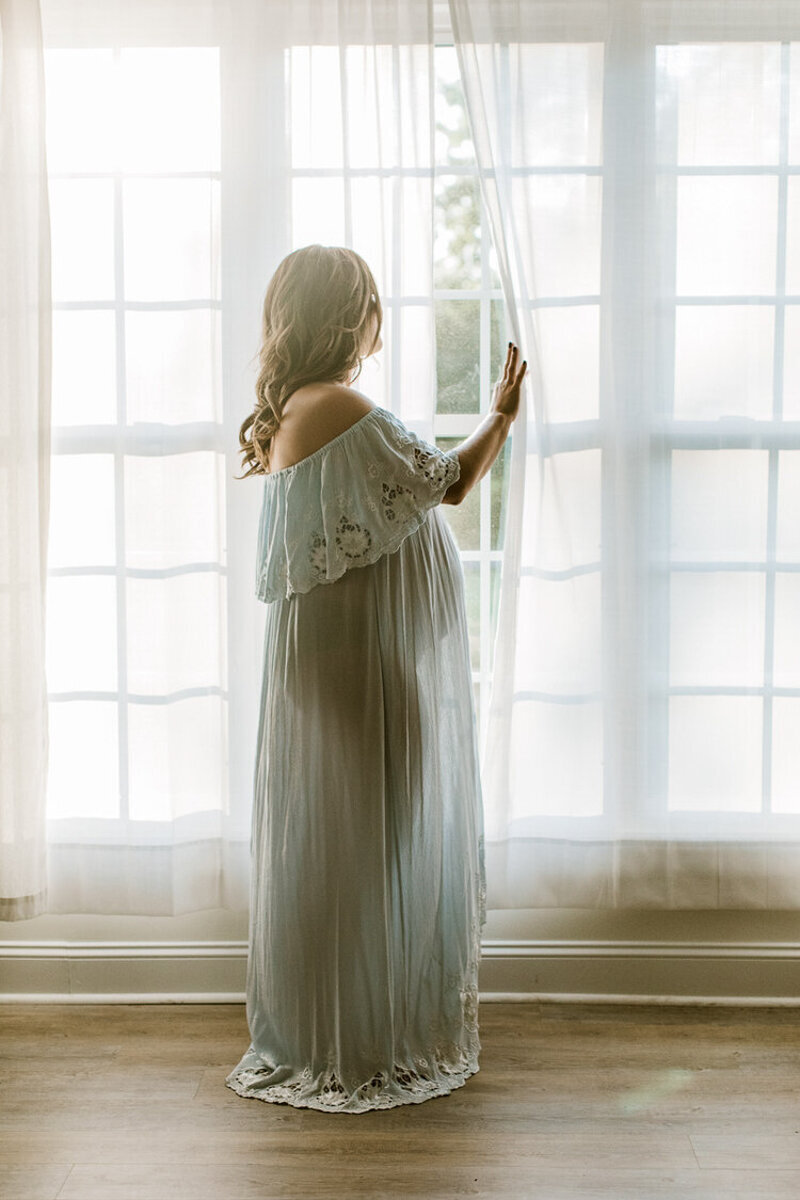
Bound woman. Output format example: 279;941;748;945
227;244;526;1113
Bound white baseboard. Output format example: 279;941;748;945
2;938;800;1004
3;993;800;1005
0;993;247;1003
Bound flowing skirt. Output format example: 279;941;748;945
226;508;486;1113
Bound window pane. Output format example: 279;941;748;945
783;309;800;420
46;702;119;820
669;696;762;813
657;43;781;167
513;43;603;167
669;572;765;688
785;43;800;165
346;44;431;169
123;179;220;301
52;311;117;426
434;46;475;168
436;299;479;413
399;305;435;421
291;177;345;249
46;577;118;693
434;175;481;289
520;449;602;572
48;454;116;568
350;177;386;288
119;48;220;173
125;452;224;570
128;696;226;821
670;450;769;562
510;701;603;819
397;178;436;296
126;309;222;425
50;179;115;302
350;176;435;297
776;450;800;560
676;177;777;296
773;574;800;689
674;306;774;420
290;46;343;169
515;574;602;695
126;574;226;696
44;49;116;172
784;180;800;295
535;304;600;422
515;174;601;297
772;698;800;814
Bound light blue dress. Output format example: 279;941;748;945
225;404;487;1113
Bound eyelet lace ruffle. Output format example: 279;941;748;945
255;407;461;603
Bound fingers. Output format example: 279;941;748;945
504;342;526;384
504;341;517;379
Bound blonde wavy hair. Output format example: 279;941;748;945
236;245;383;479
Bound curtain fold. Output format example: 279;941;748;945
451;0;800;908
0;0;52;921
276;0;437;437
29;0;437;917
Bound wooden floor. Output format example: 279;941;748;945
1;1001;800;1199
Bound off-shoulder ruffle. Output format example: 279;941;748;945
254;406;461;603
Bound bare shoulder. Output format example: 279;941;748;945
269;383;376;472
289;382;374;418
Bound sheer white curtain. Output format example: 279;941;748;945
0;0;51;921
452;0;800;908
27;0;435;916
278;0;437;437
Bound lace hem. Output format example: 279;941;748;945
224;1044;480;1114
227;917;484;1114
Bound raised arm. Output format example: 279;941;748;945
442;343;527;505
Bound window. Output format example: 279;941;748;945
42;17;800;837
44;44;228;827
43;32;508;825
656;41;800;816
491;27;800;829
